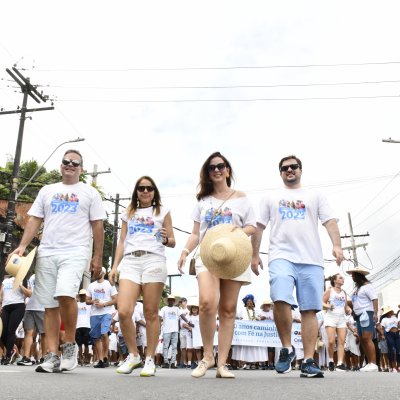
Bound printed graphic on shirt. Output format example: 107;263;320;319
279;199;306;220
78;304;90;315
332;293;346;308
3;281;13;291
128;215;156;235
93;288;106;300
51;192;79;214
203;206;233;227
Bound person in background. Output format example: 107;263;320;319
109;175;175;377
75;289;91;366
86;267;117;368
322;273;351;371
257;299;275;370
177;151;256;379
346;266;378;372
251;155;344;379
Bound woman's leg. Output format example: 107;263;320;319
217;280;242;367
142;282;164;358
117;279;141;355
360;331;376;364
336;327;347;365
197;271;220;363
325;326;336;361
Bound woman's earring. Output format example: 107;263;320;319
137;199;140;208
152;199;156;206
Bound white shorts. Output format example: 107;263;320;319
35;252;89;308
180;331;188;349
324;312;347;329
118;253;167;284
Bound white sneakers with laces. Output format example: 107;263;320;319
61;342;79;371
116;354;142;374
140;357;156;377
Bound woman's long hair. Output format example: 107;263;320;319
126;175;162;218
352;272;369;294
196;151;235;200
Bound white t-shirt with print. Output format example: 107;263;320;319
326;288;347;316
77;301;91;328
1;277;25;306
28;182;106;257
192;195;256;239
121;206;170;258
86;280;117;316
25;275;44;312
351;283;377;315
179;307;190;333
257;309;274;321
160;305;180;333
381;315;398;332
257;188;337;266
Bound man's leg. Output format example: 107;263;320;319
300;310;318;360
44;308;61;353
59;296;78;343
273;301;293;347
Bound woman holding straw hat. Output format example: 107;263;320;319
346;266;379;372
177;151;256;379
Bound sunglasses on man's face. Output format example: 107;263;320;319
137;185;154;193
62;158;81;167
280;163;300;172
207;162;226;173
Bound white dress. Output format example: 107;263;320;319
231;307;269;363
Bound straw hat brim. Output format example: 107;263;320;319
5;247;37;291
381;306;394;317
345;267;370;276
200;223;252;280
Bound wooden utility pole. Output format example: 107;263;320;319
0;67;54;281
341;212;369;267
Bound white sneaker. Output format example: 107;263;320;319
140;358;156;377
116;354;142;374
60;342;79;371
360;363;378;372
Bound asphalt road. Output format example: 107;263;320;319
1;364;399;400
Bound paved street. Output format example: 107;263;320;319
1;364;399;400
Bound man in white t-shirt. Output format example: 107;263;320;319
251;155;344;379
75;289;91;366
86;267;118;368
9;149;106;374
160;295;180;368
178;298;191;368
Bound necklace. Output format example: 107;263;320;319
246;307;256;321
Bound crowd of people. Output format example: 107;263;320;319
1;149;398;381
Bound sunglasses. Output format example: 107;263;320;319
207;162;226;173
137;185;154;192
280;163;300;172
62;158;81;167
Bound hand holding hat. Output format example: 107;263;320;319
200;223;252;280
5;247;37;291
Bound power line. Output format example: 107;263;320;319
31;60;400;72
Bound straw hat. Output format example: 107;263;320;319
78;289;87;295
381;306;394;317
188;297;199;307
167;294;176;300
200;224;252;279
260;298;273;308
5;247;37;291
345;266;370;276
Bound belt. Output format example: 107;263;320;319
125;250;152;257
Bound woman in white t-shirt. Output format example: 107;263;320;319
109;176;175;377
347;266;378;372
377;306;400;372
177;151;256;379
322;273;350;371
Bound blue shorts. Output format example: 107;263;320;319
355;311;375;334
268;259;324;311
89;314;112;340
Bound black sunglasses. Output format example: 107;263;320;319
280;163;300;172
62;158;81;167
137;185;154;192
207;162;226;173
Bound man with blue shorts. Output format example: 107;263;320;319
251;155;344;378
9;149;106;373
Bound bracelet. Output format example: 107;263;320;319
163;237;169;246
182;248;190;255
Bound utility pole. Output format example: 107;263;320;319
341;212;370;267
0;67;54;281
110;194;130;265
85;164;111;185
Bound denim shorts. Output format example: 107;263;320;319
118;253;167;284
355;311;375;334
89;314;112;340
35;252;89;308
268;258;324;311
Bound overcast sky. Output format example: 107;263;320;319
1;1;400;306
